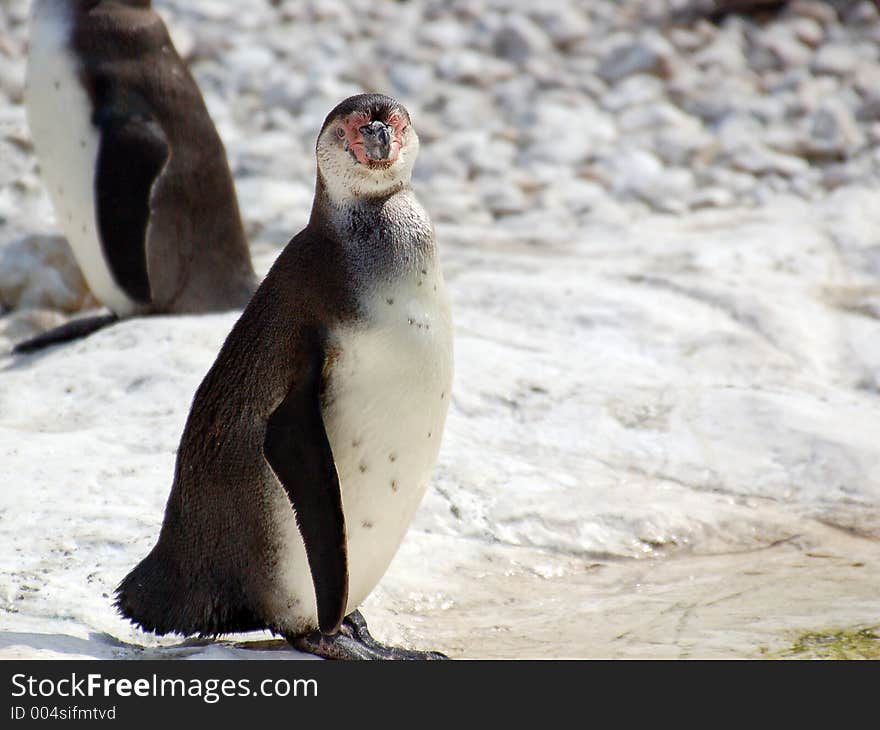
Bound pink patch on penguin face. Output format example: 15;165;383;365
338;112;405;167
385;113;408;137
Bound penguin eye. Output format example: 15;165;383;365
335;127;345;139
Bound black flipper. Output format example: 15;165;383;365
93;88;169;305
12;313;119;354
263;333;348;635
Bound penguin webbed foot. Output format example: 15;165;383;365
288;610;449;661
12;313;119;354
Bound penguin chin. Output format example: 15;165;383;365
354;154;414;195
317;134;418;204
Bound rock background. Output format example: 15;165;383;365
0;0;879;658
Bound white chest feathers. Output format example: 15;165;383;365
323;262;454;613
25;1;138;316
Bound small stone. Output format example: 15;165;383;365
618;102;701;134
766;66;809;95
436;50;513;86
730;146;810;177
690;187;735;209
530;8;591;49
853;62;880;98
188;1;236;21
668;27;708;54
262;76;311;113
541;176;610;218
451;133;516;178
716;113;766;155
693;26;746;71
601;75;665;113
0;234;91;312
0;56;24;103
596;147;696;212
822;163;864;190
417;19;470;50
387;63;435;97
789;17;824;47
812;44;860;77
225;45;278;95
801;102;865;160
676;72;763;124
858;93;880;122
702;166;759;195
654;125;714;167
481;181;528;218
754;24;811;68
523;101;616;165
844;1;879;25
789;0;839;26
789;74;841;117
764;124;804;155
492;16;552;63
597;34;675;83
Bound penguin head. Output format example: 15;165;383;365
316;94;419;203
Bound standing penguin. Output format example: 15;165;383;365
116;94;454;660
17;0;256;353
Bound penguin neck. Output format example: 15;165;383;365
309;177;435;279
311;174;409;220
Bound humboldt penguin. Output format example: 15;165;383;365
16;0;255;353
116;94;454;660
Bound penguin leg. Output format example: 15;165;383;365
12;313;119;354
288;610;449;661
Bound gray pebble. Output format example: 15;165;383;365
492;16;552;63
597;34;675;83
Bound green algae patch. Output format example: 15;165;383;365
775;627;880;660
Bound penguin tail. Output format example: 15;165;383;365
114;548;188;636
115;547;263;638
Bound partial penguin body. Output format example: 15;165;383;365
24;0;255;322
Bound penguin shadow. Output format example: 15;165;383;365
2;345;56;372
1;312;121;371
0;631;315;661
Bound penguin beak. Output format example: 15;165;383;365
358;121;393;161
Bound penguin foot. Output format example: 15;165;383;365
12;313;119;354
288;610;449;661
